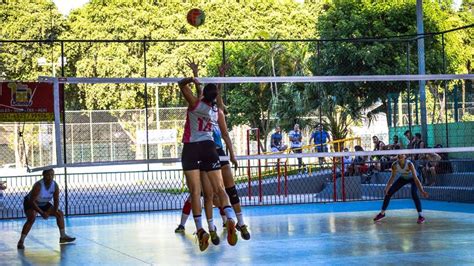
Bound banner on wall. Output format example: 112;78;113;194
0;82;64;122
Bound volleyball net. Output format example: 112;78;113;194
0;73;473;174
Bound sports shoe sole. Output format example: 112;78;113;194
199;232;209;252
59;237;76;244
226;219;238;246
373;216;385;223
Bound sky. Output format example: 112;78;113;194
53;0;90;16
52;0;463;16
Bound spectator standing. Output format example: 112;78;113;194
309;124;331;164
289;124;305;172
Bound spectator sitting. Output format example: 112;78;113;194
270;126;287;152
404;130;415;149
348;145;369;178
343;147;353;165
369;136;386;174
413;133;426;149
389;135;403;150
434;144;453;174
419;152;442;186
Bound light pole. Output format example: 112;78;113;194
37;56;67;77
37;56;66;165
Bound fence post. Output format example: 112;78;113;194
332;157;337;202
407;42;412;132
442;33;449;147
59;41;69;216
246;129;251;200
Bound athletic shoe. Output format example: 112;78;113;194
417;216;426;224
226;219;238;246
210;228;220;245
373;213;386;222
236;224;251;240
59;235;76;244
17;241;24;249
196;229;209;252
175;225;185;233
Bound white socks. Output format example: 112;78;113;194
60;229;66;238
180;214;189;227
207;218;215;232
223;206;236;221
236;212;245;227
193;215;203;230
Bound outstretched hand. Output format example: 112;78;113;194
218;62;231;77
185;57;200;76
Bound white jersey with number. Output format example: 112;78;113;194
182;100;218;143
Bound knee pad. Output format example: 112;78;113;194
225;186;240;205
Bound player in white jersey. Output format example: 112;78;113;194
179;77;238;252
17;169;75;249
373;154;429;224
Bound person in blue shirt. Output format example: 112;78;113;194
309;124;331;164
270;126;287;152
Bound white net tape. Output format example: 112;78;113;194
39;74;474;84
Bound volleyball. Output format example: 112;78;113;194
186;8;205;27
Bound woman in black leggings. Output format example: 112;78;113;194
373;154;429;224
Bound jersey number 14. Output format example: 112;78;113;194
198;117;212;132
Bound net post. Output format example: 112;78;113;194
246;129;251;200
284;160;288;197
277;159;281;196
332;156;337;202
257;128;262;203
341;156;346;202
53;78;63;167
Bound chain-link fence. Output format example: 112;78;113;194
1;151;473;219
1;26;473;218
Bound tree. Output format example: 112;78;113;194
310;0;472;134
0;0;65;167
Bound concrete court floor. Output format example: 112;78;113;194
1;199;473;265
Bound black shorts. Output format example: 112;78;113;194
182;140;221;172
23;197;52;213
217;148;229;167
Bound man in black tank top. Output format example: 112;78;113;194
17;169;75;249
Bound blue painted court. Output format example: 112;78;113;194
1;199;474;265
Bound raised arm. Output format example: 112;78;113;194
409;162;429;198
178;77;199;107
217;109;237;169
185;58;202;96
